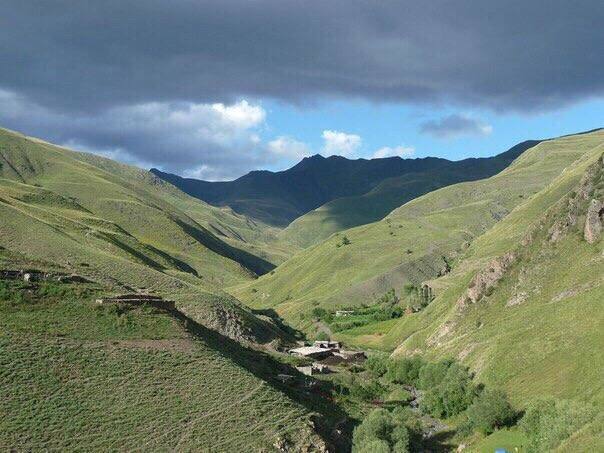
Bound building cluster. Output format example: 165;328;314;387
289;340;366;376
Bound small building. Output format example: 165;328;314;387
289;346;334;360
296;363;330;376
95;294;175;310
313;340;342;350
312;362;329;374
335;310;354;317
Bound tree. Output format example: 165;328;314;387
386;356;424;386
352;408;410;453
341;235;351;245
366;354;390;377
422;364;476;418
467;389;515;434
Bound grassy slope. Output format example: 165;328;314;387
234;131;604;333
0;282;324;451
387;147;604;406
0;127;290;344
280;140;539;248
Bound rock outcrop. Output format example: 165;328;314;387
457;251;517;308
584;199;603;244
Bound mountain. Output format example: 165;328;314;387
0;127;290;343
280;140;540;247
151;141;536;231
233;129;604;410
0;127;336;450
151;155;454;227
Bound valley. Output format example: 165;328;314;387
1;127;602;452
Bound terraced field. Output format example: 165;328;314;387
0;281;324;451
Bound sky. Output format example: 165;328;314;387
0;1;603;180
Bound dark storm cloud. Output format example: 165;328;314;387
420;114;493;139
2;0;603;111
0;0;602;177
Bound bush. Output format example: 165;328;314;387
422;364;476;418
466;389;515;434
519;399;596;452
311;307;327;319
350;379;387;402
353;408;410;453
417;359;454;389
386;356;424;386
365;354;390;377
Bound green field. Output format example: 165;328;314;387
0;280;326;451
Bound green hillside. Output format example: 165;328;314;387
233;128;604;449
234;130;603;323
0;127;290;344
280;140;539;248
0;127;336;450
0;279;327;451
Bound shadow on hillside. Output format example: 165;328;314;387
171;217;276;276
252;308;305;341
420;429;457;452
167;307;352;451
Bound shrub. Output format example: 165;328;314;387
365;354;390;377
311;307;327;319
352;408;410;453
519;399;596;452
350;379;387;402
466;389;515;434
315;331;330;341
386;356;424;386
417;359;454;389
422;364;476;418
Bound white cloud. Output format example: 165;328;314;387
372;145;415;159
0;90;272;180
321;130;362;156
267;136;312;159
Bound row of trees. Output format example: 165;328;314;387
353;356;516;451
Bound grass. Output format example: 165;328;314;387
0;280;324;451
280;140;537;248
234;130;604;330
468;428;528;452
0;126;293;344
234;130;604;447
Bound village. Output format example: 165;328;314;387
287;340;366;376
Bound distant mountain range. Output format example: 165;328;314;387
151;140;539;233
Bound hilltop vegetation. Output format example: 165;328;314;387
0;127;290;344
234;131;603;321
281;140;539;248
153;142;535;234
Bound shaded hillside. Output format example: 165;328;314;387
281;140;540;247
233;130;604;336
152;154;467;227
0;127;289;344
